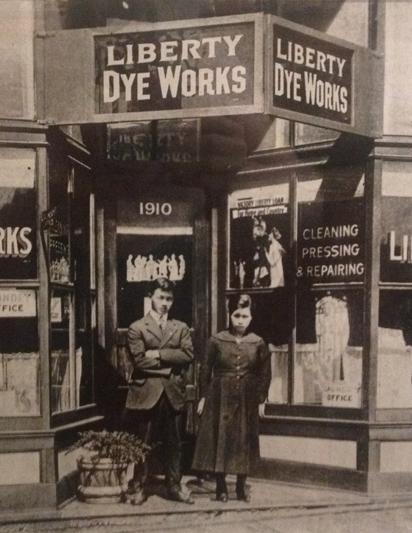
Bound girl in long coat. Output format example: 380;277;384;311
192;294;270;502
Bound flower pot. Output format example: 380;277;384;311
77;458;129;504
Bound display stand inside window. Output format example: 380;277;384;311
48;159;95;415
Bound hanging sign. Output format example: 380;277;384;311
38;14;264;124
37;14;381;136
266;16;381;136
271;21;352;125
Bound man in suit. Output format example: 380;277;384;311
123;277;194;505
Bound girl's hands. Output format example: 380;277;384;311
197;397;205;415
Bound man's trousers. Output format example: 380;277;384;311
122;393;183;494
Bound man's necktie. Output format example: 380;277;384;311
159;318;166;332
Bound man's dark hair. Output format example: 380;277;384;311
148;277;176;296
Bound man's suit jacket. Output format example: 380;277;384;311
125;314;194;412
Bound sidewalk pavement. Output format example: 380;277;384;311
2;476;412;533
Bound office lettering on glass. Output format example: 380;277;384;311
95;22;255;114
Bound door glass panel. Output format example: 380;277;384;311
117;197;194;329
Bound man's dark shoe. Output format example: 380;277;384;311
129;490;148;505
125;481;147;505
167;490;194;504
236;490;251;503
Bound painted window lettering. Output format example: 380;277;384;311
0;227;32;257
389;230;412;262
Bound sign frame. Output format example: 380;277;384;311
265;15;383;137
37;13;265;125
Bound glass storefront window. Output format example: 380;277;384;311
294;290;363;407
378;163;412;409
49;155;96;414
0;148;37;280
226;171;366;410
0;148;40;417
297;172;365;285
51;289;73;413
293;173;365;408
228;183;290;289
49;160;71;284
378;290;412;409
75;292;95;407
0;289;40;417
381;162;412;283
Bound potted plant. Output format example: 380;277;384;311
68;430;151;504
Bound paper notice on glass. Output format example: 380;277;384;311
0;289;36;317
50;297;62;323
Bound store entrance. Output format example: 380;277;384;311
101;182;208;443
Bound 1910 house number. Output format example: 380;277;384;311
139;202;172;216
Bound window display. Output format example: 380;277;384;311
294;290;363;407
0;290;40;417
378;291;412;409
293;174;365;407
227;171;366;410
0;148;40;417
48;157;96;414
51;289;72;413
0;149;37;280
380;165;412;283
48;167;71;284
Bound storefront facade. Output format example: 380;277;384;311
1;0;412;512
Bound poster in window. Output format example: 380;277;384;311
229;196;290;289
